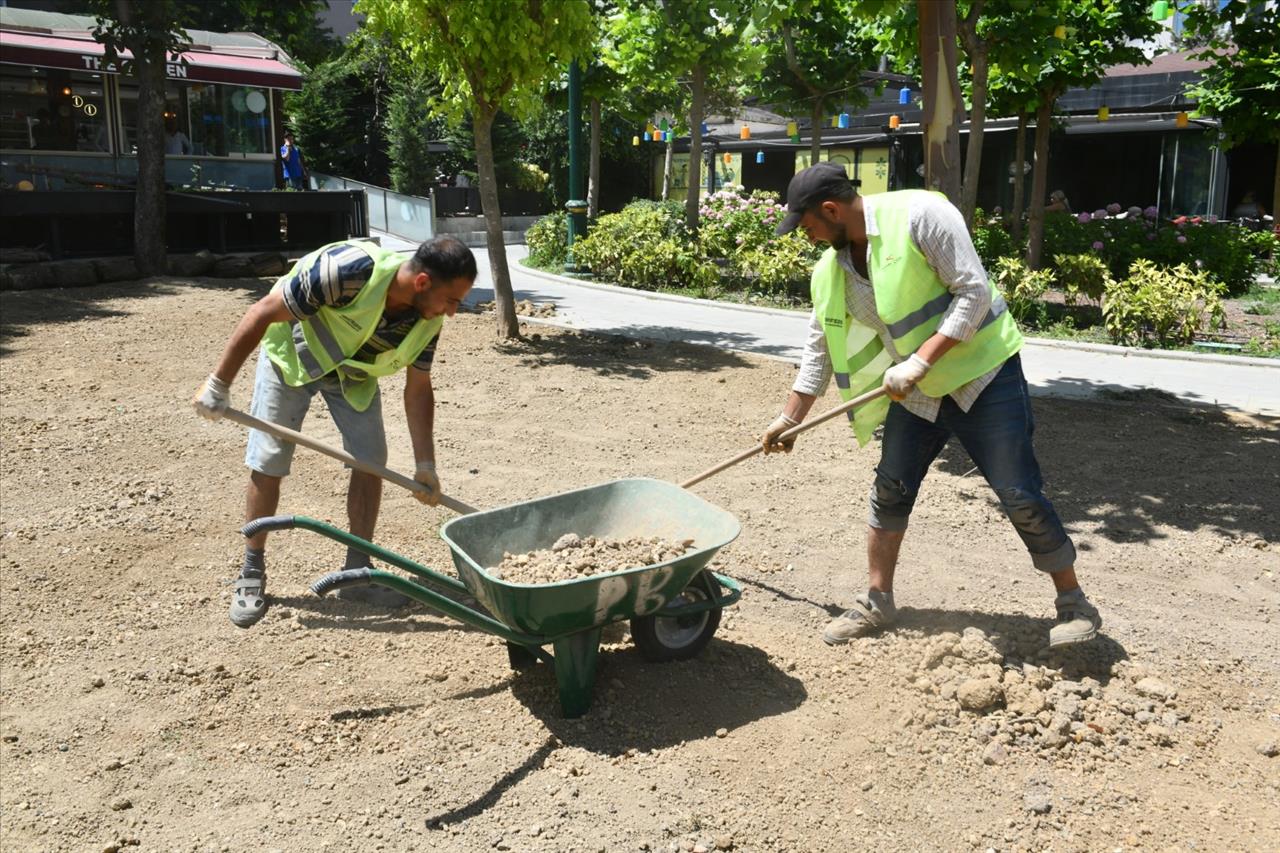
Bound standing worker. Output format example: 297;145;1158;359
279;130;308;190
764;163;1100;649
193;236;477;628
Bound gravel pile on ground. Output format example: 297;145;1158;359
491;533;695;584
837;622;1220;771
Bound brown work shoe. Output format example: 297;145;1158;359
822;591;897;646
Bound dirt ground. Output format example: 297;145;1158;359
1;275;1278;853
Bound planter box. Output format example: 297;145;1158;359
0;190;368;259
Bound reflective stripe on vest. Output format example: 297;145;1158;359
811;190;1023;446
261;240;444;412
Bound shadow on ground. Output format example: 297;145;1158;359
491;324;761;379
916;387;1280;547
423;637;804;828
0;276;268;357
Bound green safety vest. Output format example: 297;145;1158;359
812;190;1023;446
262;241;443;412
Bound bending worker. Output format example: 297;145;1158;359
763;163;1100;649
193;236;477;628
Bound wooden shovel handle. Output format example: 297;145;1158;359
221;407;478;515
680;386;888;489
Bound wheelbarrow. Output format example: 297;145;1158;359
221;385;882;717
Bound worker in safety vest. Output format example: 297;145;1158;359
764;163;1101;649
193;236;477;628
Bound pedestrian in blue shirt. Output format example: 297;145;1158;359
280;131;307;190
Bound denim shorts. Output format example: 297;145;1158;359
244;350;387;478
868;355;1076;573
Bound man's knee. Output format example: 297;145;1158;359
868;468;915;531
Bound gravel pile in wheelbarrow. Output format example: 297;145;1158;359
491;532;695;585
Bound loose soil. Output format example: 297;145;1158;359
493;536;695;585
1;276;1278;853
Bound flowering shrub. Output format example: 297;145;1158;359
574;200;717;290
698;189;785;260
1053;253;1112;305
1042;205;1275;296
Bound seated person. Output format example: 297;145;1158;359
1046;190;1071;213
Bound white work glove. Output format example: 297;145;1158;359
761;412;800;454
413;460;441;506
883;353;932;401
192;374;230;420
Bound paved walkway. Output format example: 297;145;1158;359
376;232;1280;417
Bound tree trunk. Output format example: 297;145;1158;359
661;137;674;201
132;42;168;275
917;0;964;204
959;48;988;228
587;97;601;220
1011;111;1028;245
1273;143;1279;234
472;109;519;339
810;99;823;164
1025;98;1053;270
685;64;705;230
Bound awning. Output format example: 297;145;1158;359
0;29;303;90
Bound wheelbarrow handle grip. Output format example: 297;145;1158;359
680;386;888;489
311;568;372;596
241;515;297;538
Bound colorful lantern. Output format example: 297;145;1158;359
662;130;671;142
756;150;764;164
831;115;839;128
1097;106;1110;122
1152;1;1170;21
898;87;911;105
659;117;669;131
740;125;751;140
838;113;850;129
1175;111;1189;128
700;122;708;135
632;135;640;146
888;114;901;130
652;129;662;141
786;121;798;137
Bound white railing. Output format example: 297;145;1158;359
310;172;434;242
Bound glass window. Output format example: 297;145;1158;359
117;79;194;155
0;67;109;152
188;83;271;156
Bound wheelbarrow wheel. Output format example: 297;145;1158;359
630;571;721;663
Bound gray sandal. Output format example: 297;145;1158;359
229;574;268;628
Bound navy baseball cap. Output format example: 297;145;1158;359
776;161;858;236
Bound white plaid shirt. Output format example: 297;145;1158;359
793;192;1005;422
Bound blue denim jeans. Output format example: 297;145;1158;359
869;355;1076;573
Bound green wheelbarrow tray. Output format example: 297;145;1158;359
243;478;742;718
440;477;741;636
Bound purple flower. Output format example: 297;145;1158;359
1143;205;1158;219
1127;206;1143;219
1106;203;1122;215
1093;209;1108;220
1077;212;1091;223
1176;235;1187;244
1091;240;1105;250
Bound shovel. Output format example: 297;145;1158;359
680;386;887;489
221;407;479;515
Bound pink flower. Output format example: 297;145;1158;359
1176;235;1187;244
1091;240;1105;250
1106;203;1122;215
1077;212;1091;223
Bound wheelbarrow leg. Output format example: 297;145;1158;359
551;627;603;718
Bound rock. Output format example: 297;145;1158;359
93;257;139;282
213;256;255;278
1005;683;1047;716
1146;724;1175;747
50;260;100;287
250;252;287;277
167;250;215;276
956;678;1004;713
714;835;733;850
3;264;56;290
551;533;582;552
1134;677;1177;702
715;728;728;739
109;796;132;811
982;741;1008;765
1023;790;1052;814
957;629;1002;664
1255;741;1279;758
1052;695;1083;721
